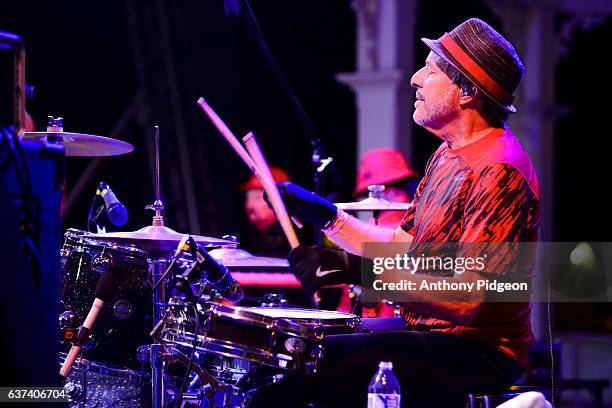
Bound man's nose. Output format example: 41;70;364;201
410;67;425;89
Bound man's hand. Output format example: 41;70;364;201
276;182;338;230
288;245;361;296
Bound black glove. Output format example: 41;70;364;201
288;245;363;296
276;181;338;230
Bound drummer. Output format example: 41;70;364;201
239;166;292;258
252;18;541;407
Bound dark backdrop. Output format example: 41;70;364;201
2;0;612;332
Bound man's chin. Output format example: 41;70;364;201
413;112;429;127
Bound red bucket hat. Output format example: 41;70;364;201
239;166;290;191
422;18;525;113
354;148;418;197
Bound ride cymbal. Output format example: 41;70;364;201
23;131;134;156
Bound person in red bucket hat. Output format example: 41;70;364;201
238;166;291;258
253;18;541;407
354;147;420;227
354;148;419;199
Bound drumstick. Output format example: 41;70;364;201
243;132;317;305
197;97;302;231
196;97;262;178
243;132;300;249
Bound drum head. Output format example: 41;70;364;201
207;304;360;334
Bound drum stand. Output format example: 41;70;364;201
150;256;168;408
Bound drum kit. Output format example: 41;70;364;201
38;119;356;408
36;115;405;407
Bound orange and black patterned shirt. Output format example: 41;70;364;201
399;127;541;367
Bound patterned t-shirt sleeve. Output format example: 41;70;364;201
399;197;418;236
399;145;444;235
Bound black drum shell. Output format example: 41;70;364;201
59;230;152;369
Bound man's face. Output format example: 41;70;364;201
410;52;460;130
244;189;277;231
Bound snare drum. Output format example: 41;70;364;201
59;229;152;368
159;303;360;372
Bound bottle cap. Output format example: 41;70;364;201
379;361;393;369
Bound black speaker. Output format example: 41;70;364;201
0;133;64;386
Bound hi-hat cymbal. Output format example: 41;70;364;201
23;131;134;156
208;247;289;270
87;225;236;253
335;196;410;211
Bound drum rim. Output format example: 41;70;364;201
206;303;360;334
58;353;149;381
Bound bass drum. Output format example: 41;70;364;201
60;355;181;408
59;229;152;369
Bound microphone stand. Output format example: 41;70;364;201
87;193;107;233
229;0;343;243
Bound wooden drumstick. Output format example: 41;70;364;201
196;97;262;178
196;97;301;235
243;132;300;249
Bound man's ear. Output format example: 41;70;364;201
459;84;479;107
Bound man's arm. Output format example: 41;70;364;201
276;181;414;255
324;210;412;256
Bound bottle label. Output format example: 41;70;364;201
367;393;401;408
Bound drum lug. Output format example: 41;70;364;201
91;251;114;274
64;381;83;402
266;322;281;350
312;321;325;339
307;344;324;375
59;310;77;328
59;310;78;342
59;247;71;258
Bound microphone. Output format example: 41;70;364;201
60;272;118;377
97;182;128;227
176;237;243;302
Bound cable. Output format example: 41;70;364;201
547;279;555;407
173;302;201;407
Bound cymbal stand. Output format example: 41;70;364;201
146;125;168;408
369;185;384;226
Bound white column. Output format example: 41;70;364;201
336;0;417;164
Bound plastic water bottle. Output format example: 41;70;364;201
367;361;401;408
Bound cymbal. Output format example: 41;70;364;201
335;196;410;211
23;131;134;157
87;225;236;253
208;247;289;270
